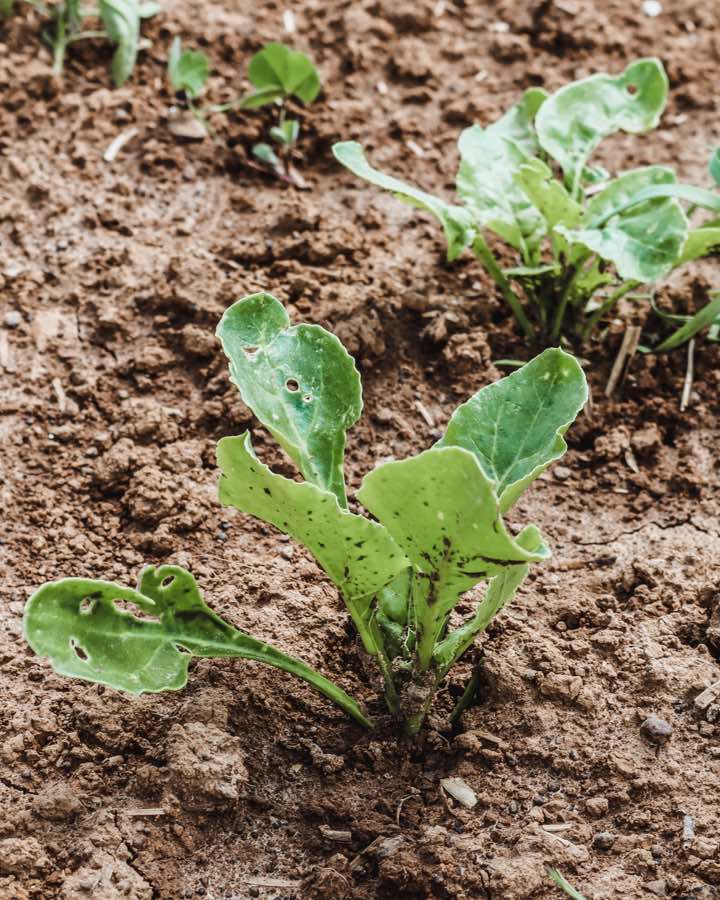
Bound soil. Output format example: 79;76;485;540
2;1;720;898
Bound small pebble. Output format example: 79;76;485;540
640;715;673;744
554;465;572;481
642;0;662;16
4;310;21;328
593;831;616;850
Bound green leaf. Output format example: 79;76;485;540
514;158;582;231
252;142;283;170
248;42;321;104
653;291;720;352
433;562;530;675
217;432;408;611
99;0;141;86
139;1;160;16
0;0;14;17
239;86;286;109
437;348;587;514
270;119;299;146
358;446;548;669
710;149;720;187
332;141;475;261
217;293;361;507
456;90;548;259
557;167;687;282
589;183;720;226
167;37;209;98
547;868;587;900
676;227;720;266
24;565;372;727
536;58;668;194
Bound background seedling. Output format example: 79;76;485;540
1;0;159;83
334;59;720;348
165;40;320;186
547;868;587;899
24;293;586;735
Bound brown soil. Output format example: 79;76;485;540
2;1;720;898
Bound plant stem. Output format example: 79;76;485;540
472;236;535;341
581;280;640;342
368;616;401;715
449;665;481;725
550;266;579;342
52;9;68;75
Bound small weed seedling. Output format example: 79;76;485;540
1;0;159;84
334;59;720;347
25;294;586;734
167;40;320;186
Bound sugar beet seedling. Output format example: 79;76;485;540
168;40;321;186
334;59;720;347
24;294;586;734
1;0;159;84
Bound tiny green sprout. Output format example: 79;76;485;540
168;36;209;99
334;59;720;348
24;294;586;735
241;42;320;186
164;40;320;186
547;867;587;900
2;0;159;84
710;148;720;188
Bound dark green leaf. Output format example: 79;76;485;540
99;0;141;86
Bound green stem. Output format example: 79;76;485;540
368;615;401;715
550;266;580;342
472;236;535;341
52;9;68;75
581;280;640;343
449;666;481;726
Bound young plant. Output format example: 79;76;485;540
165;40;320;186
24;294;586;734
1;0;159;84
334;59;720;347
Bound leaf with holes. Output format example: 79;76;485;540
536;58;668;195
24;564;372;726
217;293;362;507
217;432;408;612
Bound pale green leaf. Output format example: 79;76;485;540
654;291;720;352
437;348;587;513
332;141;475;261
514;158;582;231
23;565;372;726
248;42;321;104
99;0;141;86
358;447;546;595
358;446;548;667
456;89;548;258
167;37;209;98
710;149;720;187
536;58;668;194
239;86;285;109
217;432;407;608
676;227;720;265
217;293;361;507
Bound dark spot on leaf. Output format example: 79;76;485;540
263;487;272;496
